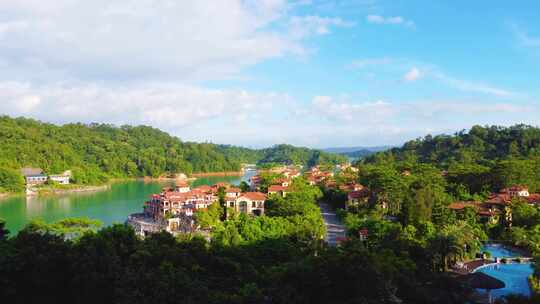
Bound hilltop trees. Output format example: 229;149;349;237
0;116;345;191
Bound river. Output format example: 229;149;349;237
0;170;256;234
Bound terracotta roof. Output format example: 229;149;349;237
176;180;190;187
226;187;242;193
526;194;540;204
508;185;529;192
485;194;511;206
213;182;230;188
348;189;369;200
448;201;481;210
193;185;212;192
239;192;267;201
268;185;287;192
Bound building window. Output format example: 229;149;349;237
230;202;234;207
252;202;256;208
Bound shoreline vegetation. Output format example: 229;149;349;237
0;115;345;196
32;184;111;196
1;171;248;200
190;171;244;177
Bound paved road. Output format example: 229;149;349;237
319;202;346;246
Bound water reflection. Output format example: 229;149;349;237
0;172;254;234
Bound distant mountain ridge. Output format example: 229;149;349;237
323;146;392;159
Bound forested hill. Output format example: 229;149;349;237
0;116;344;188
258;144;346;168
362;125;540;195
365;124;540;167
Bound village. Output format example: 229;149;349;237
127;162;540;240
127;166;303;237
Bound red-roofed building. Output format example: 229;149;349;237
449;199;510;225
226;187;242;198
226;192;266;216
346;188;371;210
175;181;191;193
268;185;289;197
505;185;530;197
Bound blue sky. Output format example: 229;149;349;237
0;0;539;148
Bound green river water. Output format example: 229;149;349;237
0;171;255;234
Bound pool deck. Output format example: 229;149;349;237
452;259;496;275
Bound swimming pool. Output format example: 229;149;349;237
474;244;533;299
475;263;533;298
482;243;521;258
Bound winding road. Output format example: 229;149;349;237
319;202;346;246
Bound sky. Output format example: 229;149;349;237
0;0;539;148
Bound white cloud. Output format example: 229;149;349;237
403;67;422;82
366;15;414;27
288;15;354;39
0;81;287;134
433;72;515;97
0;0;350;83
311;95;395;122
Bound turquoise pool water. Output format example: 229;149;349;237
475;244;533;299
482;243;521;258
475;263;533;298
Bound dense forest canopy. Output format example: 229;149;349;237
0;116;345;191
363;125;540;194
366;124;540;167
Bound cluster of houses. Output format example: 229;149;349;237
305;166;335;186
129;181;269;236
20;168;71;186
128;165;311;237
449;185;540;225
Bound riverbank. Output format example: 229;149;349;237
33;184;111;196
190;171;244;177
141;176;196;182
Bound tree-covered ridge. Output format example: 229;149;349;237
367;124;540;167
258;144;346;167
0;116;345;190
363;125;540;195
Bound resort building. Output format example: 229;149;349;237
268;184;289;197
21;167;48;185
49;170;71;185
175;181;191;193
448;201;504;225
226;192;266;216
20;168;72;185
346;188;371;211
225;187;242;198
129;182;267;236
506;185;530;198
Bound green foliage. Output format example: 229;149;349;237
214;179;325;249
0;221;470;304
0;218;9;241
364;124;540;194
194;202;223;229
24;218;102;240
0;166;25;193
258;144;346;167
0;116;344;186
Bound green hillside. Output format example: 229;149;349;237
0;116;345;191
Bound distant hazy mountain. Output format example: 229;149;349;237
323;146;392;159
